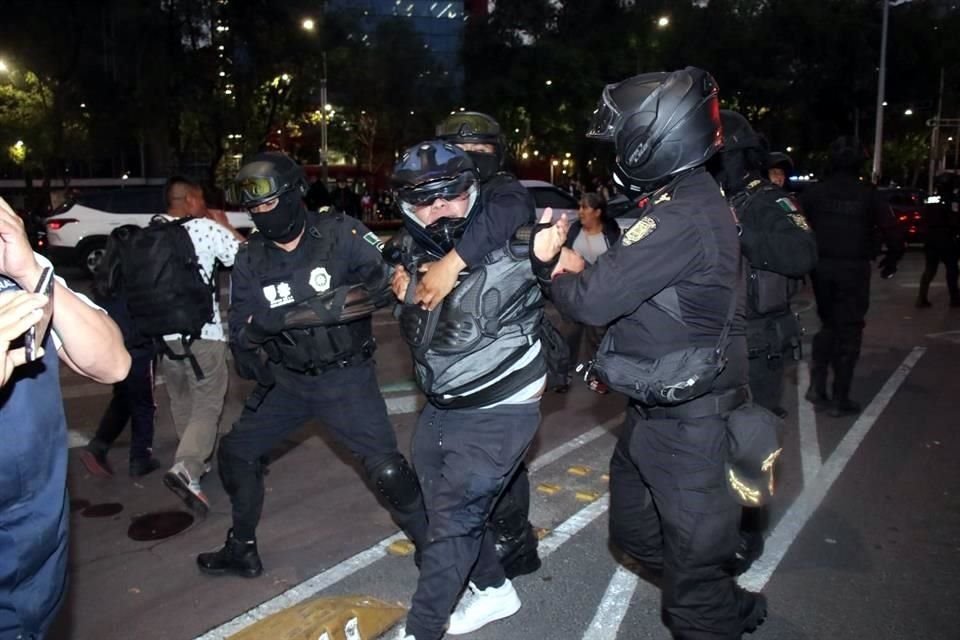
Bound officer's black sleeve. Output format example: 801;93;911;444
456;182;534;267
228;243;257;345
342;216;391;290
550;212;700;327
739;195;817;277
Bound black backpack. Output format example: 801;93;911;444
116;216;215;378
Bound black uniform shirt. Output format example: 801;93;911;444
800;174;902;262
550;169;746;367
737;179;817;278
229;209;387;344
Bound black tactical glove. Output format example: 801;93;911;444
248;307;285;341
230;343;275;387
878;253;898;279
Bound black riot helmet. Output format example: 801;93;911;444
767;151;794;174
587;66;722;197
716;109;767;193
392;140;481;258
227;151;308;209
933;172;957;196
827;136;865;176
228;151;309;243
719;110;763;152
436;111;505;181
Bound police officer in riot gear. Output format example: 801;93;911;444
916;173;960;308
713;110;817;577
196;152;427;577
715;110;817;416
532;68;767;639
389;141;545;640
800;137;904;417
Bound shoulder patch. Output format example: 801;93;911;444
788;213;810;231
622;216;658;246
776;197;799;213
362;230;385;250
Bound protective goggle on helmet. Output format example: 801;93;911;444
227;151;307;210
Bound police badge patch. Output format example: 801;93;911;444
788;213;810;231
622;216;658;246
308;267;332;293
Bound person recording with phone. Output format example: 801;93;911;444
0;195;130;639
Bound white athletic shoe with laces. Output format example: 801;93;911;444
446;579;521;635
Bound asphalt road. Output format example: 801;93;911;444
49;251;960;640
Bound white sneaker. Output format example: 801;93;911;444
163;461;210;516
446;579;521;635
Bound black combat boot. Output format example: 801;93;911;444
829;357;861;417
197;530;263;578
496;522;542;579
737;588;768;635
805;364;831;412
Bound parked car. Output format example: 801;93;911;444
520;180;579;222
879;187;926;245
44;187;253;275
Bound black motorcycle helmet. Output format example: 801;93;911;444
933;172;957;196
716;109;767;193
587;66;722;197
767;151;794;174
392;140;480;258
226;151;308;209
827;136;865;176
436;111;505;181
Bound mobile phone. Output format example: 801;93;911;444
24;267;54;362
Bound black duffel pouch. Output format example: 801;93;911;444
588;262;740;406
590;336;728;405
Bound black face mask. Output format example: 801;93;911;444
466;151;500;182
252;190;305;243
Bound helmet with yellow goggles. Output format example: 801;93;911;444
227;151;307;210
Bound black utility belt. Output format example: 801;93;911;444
635;386;749;420
279;344;374;376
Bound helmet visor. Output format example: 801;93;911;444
226;176;283;207
586;85;622;141
396;171;477;208
436;113;499;141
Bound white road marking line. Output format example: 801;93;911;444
529;416;621;472
538;495;610;558
739;347;925;592
193;532;409;640
194;422;618;640
796;360;822;485
582;565;640;640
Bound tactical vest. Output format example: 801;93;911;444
397;237;545;408
731;182;798;319
245;213;375;374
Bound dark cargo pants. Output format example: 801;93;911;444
810;259;871;399
609;406;745;639
217;360;427;547
404;401;540;640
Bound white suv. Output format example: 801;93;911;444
44;187;253;274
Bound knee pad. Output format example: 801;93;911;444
368;455;421;514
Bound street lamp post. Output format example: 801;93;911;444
871;0;890;184
320;52;328;185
